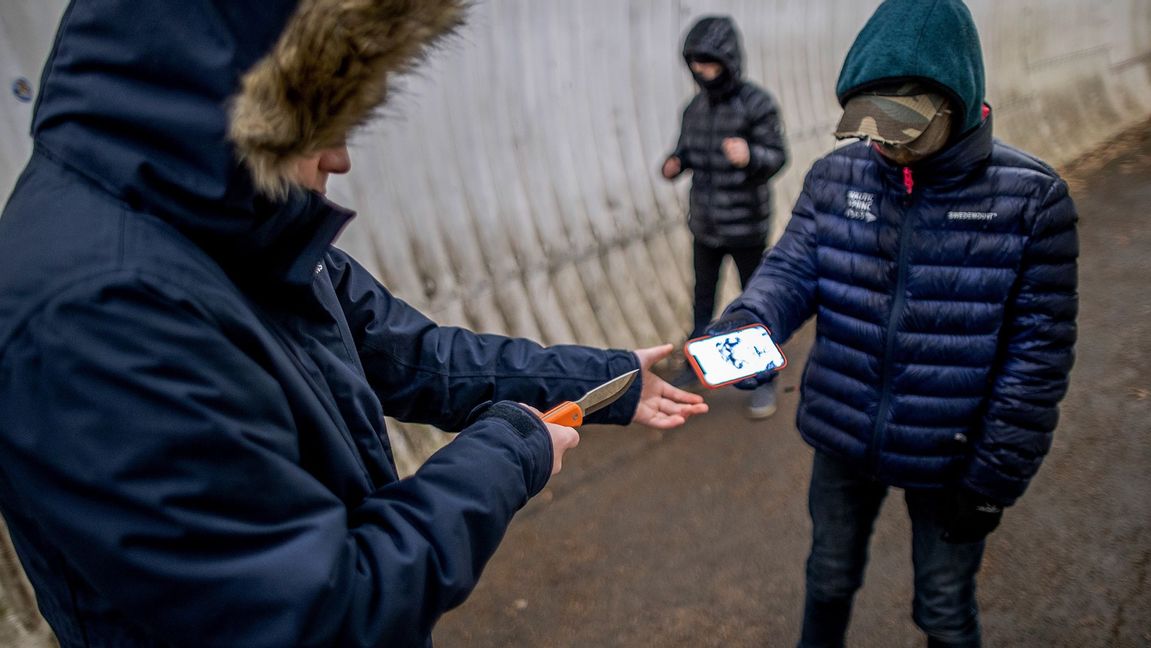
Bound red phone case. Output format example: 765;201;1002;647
683;323;788;389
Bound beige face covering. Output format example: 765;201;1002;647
835;80;956;165
875;103;953;165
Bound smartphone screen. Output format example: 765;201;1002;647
685;324;787;388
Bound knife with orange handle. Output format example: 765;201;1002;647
541;369;639;427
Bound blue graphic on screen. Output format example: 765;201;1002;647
687;326;784;386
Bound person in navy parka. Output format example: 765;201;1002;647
0;1;708;646
716;1;1078;646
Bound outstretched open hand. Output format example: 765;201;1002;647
631;345;709;429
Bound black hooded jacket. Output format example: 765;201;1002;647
670;16;788;248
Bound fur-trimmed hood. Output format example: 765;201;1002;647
230;0;467;197
31;0;465;284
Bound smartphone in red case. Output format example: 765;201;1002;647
684;324;787;389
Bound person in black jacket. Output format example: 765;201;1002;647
712;1;1078;646
0;1;708;646
661;15;788;418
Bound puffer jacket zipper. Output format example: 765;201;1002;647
706;105;717;239
869;166;916;473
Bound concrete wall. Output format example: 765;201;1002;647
1;1;1150;641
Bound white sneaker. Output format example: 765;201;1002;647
746;382;777;419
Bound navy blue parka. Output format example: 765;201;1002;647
0;2;640;646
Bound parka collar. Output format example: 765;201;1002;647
871;106;995;192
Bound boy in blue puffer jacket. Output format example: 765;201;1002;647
714;1;1078;645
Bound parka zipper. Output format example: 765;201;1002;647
256;309;378;490
869;166;916;473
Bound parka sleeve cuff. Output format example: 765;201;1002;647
476;402;553;497
582;350;642;426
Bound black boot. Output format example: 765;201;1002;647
927;637;981;648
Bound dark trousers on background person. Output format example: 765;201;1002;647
690;239;766;338
799;452;985;648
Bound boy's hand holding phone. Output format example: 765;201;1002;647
686;311;786;390
705;310;759;336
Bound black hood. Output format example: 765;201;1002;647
682;16;744;97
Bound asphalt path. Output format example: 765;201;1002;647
436;123;1151;647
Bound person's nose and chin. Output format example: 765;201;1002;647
314;146;352;194
320;146;352;175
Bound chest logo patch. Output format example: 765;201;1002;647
845;191;877;223
947;211;998;221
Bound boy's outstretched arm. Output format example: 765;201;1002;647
724;165;821;344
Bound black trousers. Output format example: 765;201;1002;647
799;453;985;648
690;238;767;338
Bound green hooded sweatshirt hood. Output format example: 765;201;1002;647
836;0;986;136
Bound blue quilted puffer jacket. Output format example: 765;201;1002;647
728;111;1078;505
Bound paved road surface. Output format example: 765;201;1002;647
436;123;1151;647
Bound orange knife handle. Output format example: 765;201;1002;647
541;401;584;427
